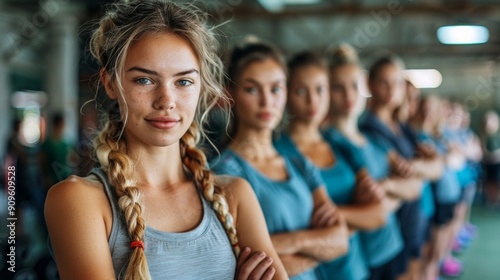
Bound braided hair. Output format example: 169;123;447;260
90;1;238;279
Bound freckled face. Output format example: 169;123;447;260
104;33;201;147
231;59;287;131
287;66;330;126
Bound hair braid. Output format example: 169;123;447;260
180;123;240;257
93;117;151;280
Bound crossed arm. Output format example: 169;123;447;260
269;187;349;276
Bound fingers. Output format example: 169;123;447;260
317;206;337;227
312;203;338;228
311;203;328;226
326;211;339;226
247;257;274;280
237;247;252;270
237;250;274;280
260;266;276;280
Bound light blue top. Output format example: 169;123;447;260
73;168;236;279
443;128;478;188
352;136;405;268
211;149;323;280
417;131;461;204
275;131;369;280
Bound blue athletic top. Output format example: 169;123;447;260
275;131;369;280
317;129;404;267
359;111;429;257
342;132;405;268
442;128;478;188
417;131;461;204
210;149;323;280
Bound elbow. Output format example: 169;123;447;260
314;225;350;261
365;205;387;230
406;185;422;201
430;160;445;180
316;239;349;262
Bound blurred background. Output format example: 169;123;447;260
1;0;500;279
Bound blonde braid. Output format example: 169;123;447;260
180;123;240;257
93;118;151;280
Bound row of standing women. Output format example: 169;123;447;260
209;41;482;280
45;1;483;279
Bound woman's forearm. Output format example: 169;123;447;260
279;254;319;277
412;158;444;180
270;223;349;261
382;177;423;201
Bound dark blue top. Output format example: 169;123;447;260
359;111;416;160
359;111;429;255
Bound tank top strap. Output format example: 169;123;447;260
90;168;120;212
89;167;125;251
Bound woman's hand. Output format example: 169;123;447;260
389;153;415;178
354;170;385;204
311;200;339;228
236;247;276;280
415;144;438;159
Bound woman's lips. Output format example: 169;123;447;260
145;117;180;129
257;112;273;120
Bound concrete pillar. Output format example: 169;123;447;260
0;14;12;160
45;16;79;145
494;61;500;112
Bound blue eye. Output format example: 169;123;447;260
178;79;193;87
136;78;153;85
271;87;282;94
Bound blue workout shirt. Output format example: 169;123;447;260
211;149;323;280
416;131;461;204
359;111;429;259
333;131;404;269
275;132;369;280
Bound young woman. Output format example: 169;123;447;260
325;45;433;280
409;95;464;279
274;50;394;280
212;42;349;280
359;56;445;280
45;1;287;279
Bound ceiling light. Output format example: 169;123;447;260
403;69;442;89
437;25;489;45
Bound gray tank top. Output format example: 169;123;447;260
91;168;237;279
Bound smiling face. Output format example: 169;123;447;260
231;58;287;131
103;33;201;147
287;65;329;126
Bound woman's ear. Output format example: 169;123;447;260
100;68;117;99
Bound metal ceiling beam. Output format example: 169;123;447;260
219;3;500;20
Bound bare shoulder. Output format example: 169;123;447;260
47;174;106;203
45;175;116;279
45;175;110;222
214;174;254;198
214;175;257;218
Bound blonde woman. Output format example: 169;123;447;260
45;1;286;279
